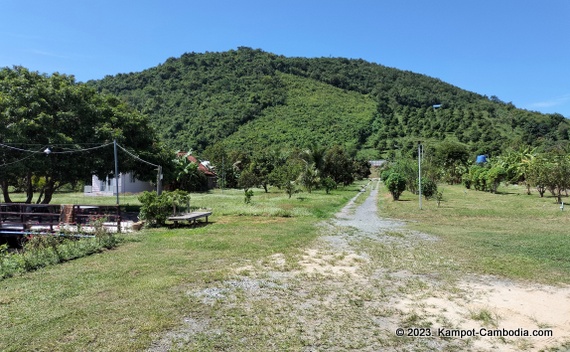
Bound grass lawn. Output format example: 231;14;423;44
378;183;570;284
0;185;361;351
2;179;570;350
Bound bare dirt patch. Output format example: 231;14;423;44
149;181;570;351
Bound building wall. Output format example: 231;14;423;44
87;173;154;195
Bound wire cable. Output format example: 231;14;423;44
46;142;114;154
0;148;44;166
0;143;44;153
116;143;159;168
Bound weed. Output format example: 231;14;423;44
469;308;499;327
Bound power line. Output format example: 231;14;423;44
0;149;44;166
116;143;159;168
47;142;114;154
0;142;114;154
0;143;44;154
0;141;160;170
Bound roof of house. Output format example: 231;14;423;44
177;152;217;177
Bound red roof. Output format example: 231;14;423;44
177;152;217;177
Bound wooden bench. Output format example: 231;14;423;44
168;211;212;226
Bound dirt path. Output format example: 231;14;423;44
150;181;570;351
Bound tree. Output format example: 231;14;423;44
299;144;327;174
526;153;570;202
433;141;470;185
169;152;209;192
526;157;548;197
321;177;337;194
267;152;304;197
496;146;536;195
0;66;166;203
486;163;507;194
385;172;406;201
420;178;438;200
322;145;355;186
298;164;320;193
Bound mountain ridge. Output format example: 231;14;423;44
89;47;569;158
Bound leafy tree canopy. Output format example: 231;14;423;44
0;66;169;203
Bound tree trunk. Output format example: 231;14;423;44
25;172;33;204
41;181;55;204
0;180;12;203
37;177;55;204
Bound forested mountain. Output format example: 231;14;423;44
89;47;569;159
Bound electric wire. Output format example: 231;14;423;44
0;141;160;169
0;148;44;166
116;143;159;168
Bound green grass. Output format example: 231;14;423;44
5;192;143;206
379;183;570;284
0;185;360;351
3;179;569;350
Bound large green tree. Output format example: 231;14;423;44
0;66;168;203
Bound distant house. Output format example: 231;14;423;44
85;172;155;195
84;154;218;195
369;160;387;168
178;153;218;189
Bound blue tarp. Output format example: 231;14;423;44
476;155;487;164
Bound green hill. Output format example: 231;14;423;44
221;72;376;153
89;47;569;158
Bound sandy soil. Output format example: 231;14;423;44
149;181;570;351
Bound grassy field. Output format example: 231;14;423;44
1;180;569;350
379;183;570;284
0;185;361;351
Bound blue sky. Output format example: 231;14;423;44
1;0;569;117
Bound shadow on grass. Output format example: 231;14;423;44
168;221;213;230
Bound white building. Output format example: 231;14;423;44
85;173;155;195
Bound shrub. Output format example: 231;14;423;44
435;190;444;207
0;232;119;281
284;180;300;199
385;172;407;201
138;190;190;226
421;178;438;200
321;177;337;194
486;165;507;193
138;192;172;226
244;189;254;204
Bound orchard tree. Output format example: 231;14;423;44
322;145;355;186
433;141;470;184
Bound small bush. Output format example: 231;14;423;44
0;232;119;281
244;189;254;204
421;178;438;200
321;177;337;194
138;190;190;226
385;172;407;201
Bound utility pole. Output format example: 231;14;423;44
157;165;163;195
114;139;119;206
418;142;422;210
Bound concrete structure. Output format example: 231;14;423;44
86;172;155;195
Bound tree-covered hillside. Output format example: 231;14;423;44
90;47;569;158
